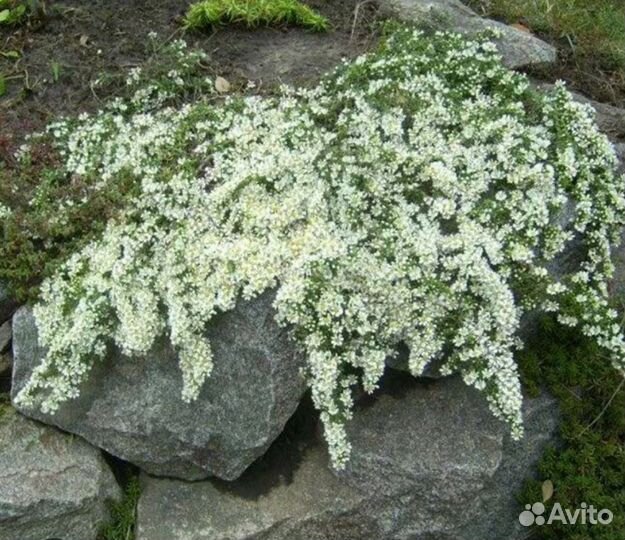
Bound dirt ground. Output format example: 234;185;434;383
0;0;380;143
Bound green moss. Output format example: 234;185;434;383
98;476;141;540
184;0;329;32
518;316;625;539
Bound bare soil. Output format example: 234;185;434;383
2;0;623;147
0;0;380;143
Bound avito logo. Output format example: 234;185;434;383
519;502;614;527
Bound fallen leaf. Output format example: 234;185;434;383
215;76;231;94
79;34;89;47
511;22;531;34
542;480;554;502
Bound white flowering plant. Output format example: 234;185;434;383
12;27;625;469
94;35;217;114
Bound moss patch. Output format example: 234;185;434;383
518;316;625;539
0;393;11;418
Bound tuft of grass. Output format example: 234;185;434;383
465;0;625;105
518;315;625;539
98;477;141;540
184;0;329;32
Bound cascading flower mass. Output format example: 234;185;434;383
14;28;625;468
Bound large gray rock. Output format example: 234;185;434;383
136;374;559;540
11;291;307;481
0;284;17;326
0;407;120;540
378;0;557;69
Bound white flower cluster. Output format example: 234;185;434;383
91;37;213;115
0;202;12;220
14;29;625;469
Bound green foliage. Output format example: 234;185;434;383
184;0;328;32
50;61;61;83
518;316;625;539
98;477;141;540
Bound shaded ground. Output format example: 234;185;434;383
0;0;380;143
